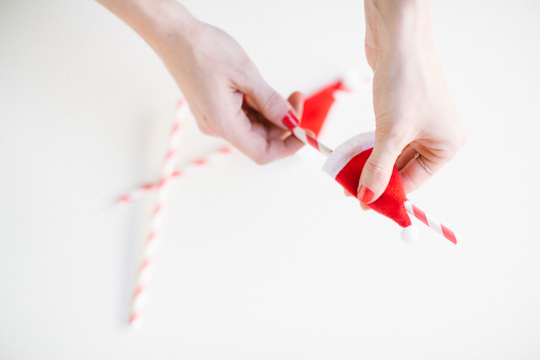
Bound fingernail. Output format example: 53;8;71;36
357;185;374;204
281;111;299;129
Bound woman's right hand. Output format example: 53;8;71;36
155;6;304;164
97;0;304;164
355;0;467;206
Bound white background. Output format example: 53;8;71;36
1;0;540;359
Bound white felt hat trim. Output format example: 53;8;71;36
322;132;375;178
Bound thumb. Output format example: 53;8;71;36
357;134;407;204
238;71;300;129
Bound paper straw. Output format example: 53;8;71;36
404;201;460;244
129;100;187;327
118;147;234;204
291;127;333;156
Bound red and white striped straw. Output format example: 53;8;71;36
291;127;333;156
129;100;187;327
282;112;332;156
404;201;460;244
118;146;234;204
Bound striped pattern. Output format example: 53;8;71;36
404;201;460;244
291;126;332;157
129;100;187;327
118;146;234;204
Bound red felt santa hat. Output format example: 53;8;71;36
301;81;344;137
322;132;421;243
321;131;461;244
299;71;360;138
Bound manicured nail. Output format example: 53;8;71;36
281;110;299;129
357;185;374;204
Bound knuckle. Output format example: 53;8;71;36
197;114;222;137
458;128;468;147
260;91;281;118
384;128;409;149
198;123;212;135
234;66;251;87
197;122;214;136
234;65;261;96
251;153;270;165
250;143;273;165
237;60;258;80
446;127;468;155
363;161;391;183
376;124;410;152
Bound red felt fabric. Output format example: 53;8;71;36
301;81;343;137
335;148;412;228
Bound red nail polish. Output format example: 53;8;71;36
281;111;299;129
357;185;374;204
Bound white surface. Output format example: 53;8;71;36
1;0;540;359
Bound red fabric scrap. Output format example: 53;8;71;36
334;148;411;228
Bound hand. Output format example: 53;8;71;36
357;0;467;205
97;0;304;164
157;14;304;164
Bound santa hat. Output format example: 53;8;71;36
301;81;344;137
299;71;360;138
322;132;458;244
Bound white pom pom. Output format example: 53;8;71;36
400;225;420;244
341;69;360;91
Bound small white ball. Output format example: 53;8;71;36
342;69;360;90
400;225;420;244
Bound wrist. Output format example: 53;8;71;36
365;0;435;60
97;0;198;55
136;0;198;56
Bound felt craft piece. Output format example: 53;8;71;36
323;132;412;228
336;149;411;227
300;81;344;137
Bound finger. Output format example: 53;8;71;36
242;101;281;134
237;72;300;129
225;89;305;164
357;134;409;204
241;103;287;141
286;91;305;119
242;92;259;112
225;102;303;164
280;91;305;144
249;122;290;141
395;145;417;171
227;124;304;164
248;91;304;140
360;203;371;211
343;188;370;210
400;151;446;194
